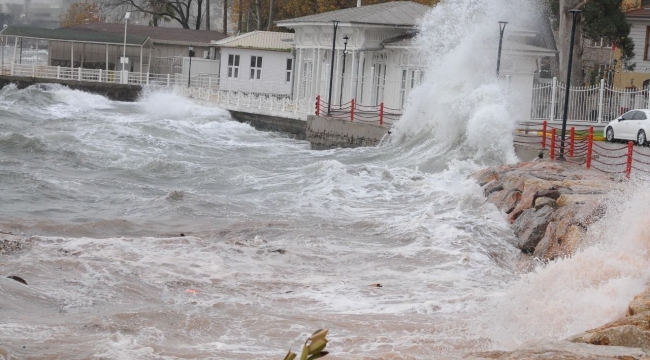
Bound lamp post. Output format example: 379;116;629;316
339;35;349;106
327;20;339;116
1;24;7;75
496;21;508;79
559;9;581;161
122;11;131;73
187;45;194;88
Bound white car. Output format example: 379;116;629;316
605;109;650;145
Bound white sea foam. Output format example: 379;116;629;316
482;183;650;348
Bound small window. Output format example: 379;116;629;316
285;58;293;82
635;111;648;120
250;56;262;80
228;54;240;78
622;111;637;120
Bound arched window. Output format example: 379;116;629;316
643;79;650;90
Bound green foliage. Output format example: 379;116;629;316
582;0;635;71
283;329;330;360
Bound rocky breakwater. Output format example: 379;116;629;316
471;160;613;260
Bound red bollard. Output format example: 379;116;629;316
542;120;547;149
586;127;593;170
379;103;384;126
550;128;556;160
315;95;320;116
351;99;355;122
570;127;575;157
626;141;634;179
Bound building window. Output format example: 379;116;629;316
250;56;262;80
228;54;240;78
286;58;293;82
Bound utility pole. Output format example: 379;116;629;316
559;9;581;161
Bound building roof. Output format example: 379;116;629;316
1;25;150;46
382;33;556;55
625;7;650;18
70;23;227;46
211;31;293;51
276;1;429;27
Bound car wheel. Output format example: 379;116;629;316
639;130;647;146
606;127;615;142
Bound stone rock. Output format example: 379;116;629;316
535;189;561;200
534;197;557;210
556;194;601;208
513;206;554;254
628;288;650;317
483;180;504;197
471;169;499;186
468;339;650;359
567;325;650;350
488;190;521;214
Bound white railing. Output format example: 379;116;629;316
176;86;313;116
531;77;650;123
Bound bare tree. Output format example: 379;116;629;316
206;0;210;30
255;0;261;30
238;0;242;33
101;0;206;29
266;0;273;30
223;0;227;34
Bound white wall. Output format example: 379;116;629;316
218;47;293;95
182;57;220;78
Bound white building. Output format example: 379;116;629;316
277;1;556;119
212;31;295;96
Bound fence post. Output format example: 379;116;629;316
31;63;35;77
315;95;320;116
146;72;149;85
351;99;355;121
78;67;82;81
550;77;557;122
380;102;384;126
569;127;575;157
626;141;634;179
56;66;60;79
98;68;102;82
586;126;593;170
598;78;605;123
542;120;547;149
10;63;14;76
550;128;556;160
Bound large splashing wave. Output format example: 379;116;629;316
388;0;544;165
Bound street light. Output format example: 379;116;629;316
559;9;581;161
122;11;131;73
496;21;508;78
327;20;339;116
187;45;194;88
339;35;349;106
1;24;7;75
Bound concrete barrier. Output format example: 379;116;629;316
229;111;307;140
306;115;389;150
0;75;142;102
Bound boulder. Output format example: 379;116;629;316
471;169;499;186
513;206;554;253
488;190;521;214
534;197;557;210
628;288;650;317
483;180;504;197
469;339;649;359
567;325;650;350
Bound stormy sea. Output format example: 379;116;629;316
2;0;650;358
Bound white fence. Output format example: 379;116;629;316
531;77;649;123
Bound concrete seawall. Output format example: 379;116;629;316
306;115;389;150
229;111;307;140
0;75;142;102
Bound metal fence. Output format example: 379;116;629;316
531;77;650;123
